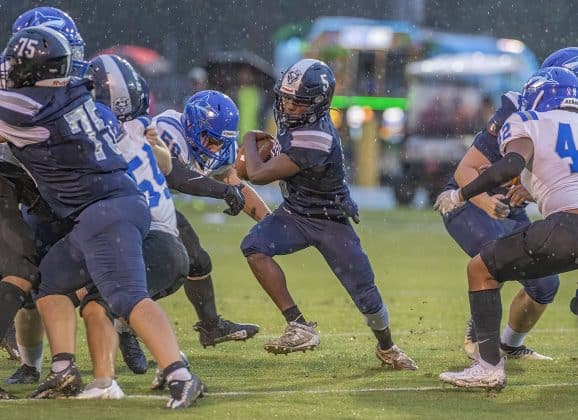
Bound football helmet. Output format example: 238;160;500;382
134;75;150;117
12;7;87;76
1;26;71;89
541;47;578;72
86;54;144;122
274;58;335;129
181;90;239;165
520;66;578;112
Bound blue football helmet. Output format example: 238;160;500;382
181;90;239;165
274;58;335;129
86;54;144;122
541;47;578;72
12;7;87;76
520;67;578;112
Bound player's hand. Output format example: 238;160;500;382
476;193;511;219
223;184;245;216
506;184;533;207
433;189;465;215
145;127;162;146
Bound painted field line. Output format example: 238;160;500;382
3;382;577;404
124;381;578;399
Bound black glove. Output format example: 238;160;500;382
338;195;360;224
223;184;245;216
571;289;578;316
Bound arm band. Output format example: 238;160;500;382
166;158;228;199
461;152;526;201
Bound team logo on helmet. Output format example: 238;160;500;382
286;69;302;85
113;96;130;114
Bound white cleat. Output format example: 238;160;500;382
500;344;553;361
439;358;506;390
264;321;320;355
76;379;125;400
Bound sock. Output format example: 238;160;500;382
373;327;394;350
0;282;26;341
183;276;219;327
164;360;192;382
469;289;502;366
18;343;43;371
282;305;306;325
89;377;113;389
51;352;74;373
501;324;527;348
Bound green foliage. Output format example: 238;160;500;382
1;207;576;419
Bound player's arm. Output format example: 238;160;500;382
244;131;300;184
166;158;245;215
145;126;172;175
216;165;271;221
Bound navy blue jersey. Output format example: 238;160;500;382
444;91;520;192
274;115;356;220
0;79;138;218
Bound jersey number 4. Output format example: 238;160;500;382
555;123;578;172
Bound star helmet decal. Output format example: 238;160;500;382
193;92;219;131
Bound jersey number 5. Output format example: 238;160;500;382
555;123;578;172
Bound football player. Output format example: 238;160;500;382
240;58;417;370
436;66;578;390
152;91;264;348
0;6;90;388
0;27;202;408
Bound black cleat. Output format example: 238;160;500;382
166;374;204;409
193;317;259;348
119;332;148;374
29;364;83;399
571;296;578;315
0;323;20;361
5;364;40;384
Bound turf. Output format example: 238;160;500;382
1;204;576;419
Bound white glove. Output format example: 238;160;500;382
433;189;465;215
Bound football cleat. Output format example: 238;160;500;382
500;343;553;361
0;386;15;400
151;351;190;391
375;344;418;370
29;364;83;399
5;364;40;384
193;317;259;348
0;323;20;361
439;358;506;390
264;321;320;355
118;331;148;374
76;379;125;400
166;374;204;409
463;318;479;360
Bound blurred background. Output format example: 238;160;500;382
0;0;573;207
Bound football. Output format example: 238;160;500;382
235;135;275;181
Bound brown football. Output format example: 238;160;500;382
235;137;274;181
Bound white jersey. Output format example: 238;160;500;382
499;109;578;217
152;109;235;178
119;118;179;236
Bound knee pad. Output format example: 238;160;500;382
523;275;560;304
188;248;212;278
105;289;148;320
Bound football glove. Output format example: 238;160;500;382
223;184;245;216
433;189;465;215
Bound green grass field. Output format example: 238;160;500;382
1;204;577;419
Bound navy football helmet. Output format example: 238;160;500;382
1;26;71;89
274;58;336;129
520;66;578;112
12;7;87;76
134;75;150;117
86;54;144;122
181;90;239;165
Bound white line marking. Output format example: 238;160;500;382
3;382;577;403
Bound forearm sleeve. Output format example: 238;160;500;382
461;152;526;201
166;158;228;199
